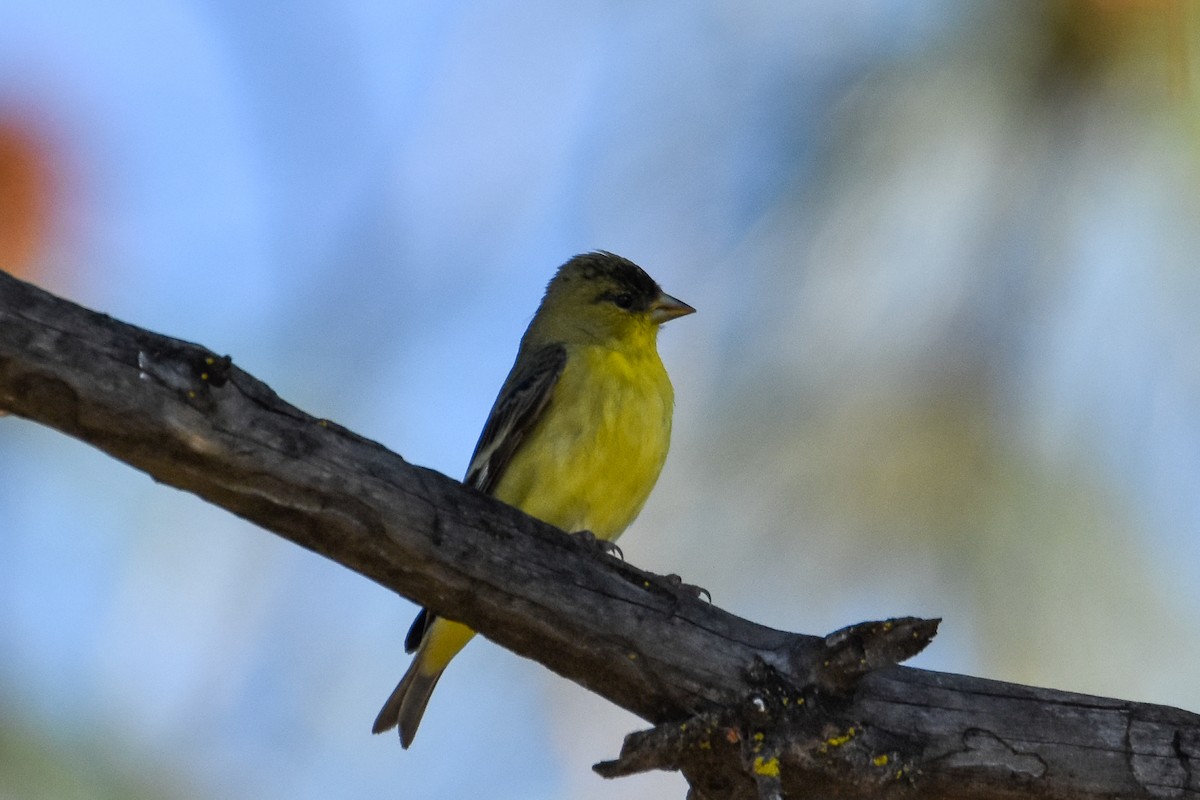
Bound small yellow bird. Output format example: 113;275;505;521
372;251;694;747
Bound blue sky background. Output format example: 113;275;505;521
2;2;1199;798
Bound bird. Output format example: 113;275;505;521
372;251;695;747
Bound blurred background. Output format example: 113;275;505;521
2;0;1199;797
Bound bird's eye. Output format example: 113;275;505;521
613;293;634;309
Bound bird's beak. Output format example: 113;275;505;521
650;292;696;324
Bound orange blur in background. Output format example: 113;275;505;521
0;119;55;283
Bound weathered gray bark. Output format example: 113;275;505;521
1;269;1196;799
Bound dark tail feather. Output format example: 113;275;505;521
371;661;444;748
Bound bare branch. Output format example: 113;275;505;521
1;269;1196;799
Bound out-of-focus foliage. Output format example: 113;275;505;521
0;702;200;800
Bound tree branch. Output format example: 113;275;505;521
1;269;1196;799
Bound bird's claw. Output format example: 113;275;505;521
571;529;624;560
662;573;712;604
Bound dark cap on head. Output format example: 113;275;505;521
556;251;662;312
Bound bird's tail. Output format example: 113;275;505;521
372;660;444;748
373;618;475;747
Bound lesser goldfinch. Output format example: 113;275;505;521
372;251;694;747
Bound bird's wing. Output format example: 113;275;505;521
463;342;567;495
404;342;567;654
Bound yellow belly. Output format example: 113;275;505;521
407;342;676;696
492;343;674;540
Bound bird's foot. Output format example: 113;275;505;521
571;529;624;560
659;573;712;604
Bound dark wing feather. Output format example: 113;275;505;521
405;343;567;652
404;607;429;653
463;343;567;494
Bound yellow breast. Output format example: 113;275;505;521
492;343;674;540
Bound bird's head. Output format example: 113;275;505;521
526;251;694;349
